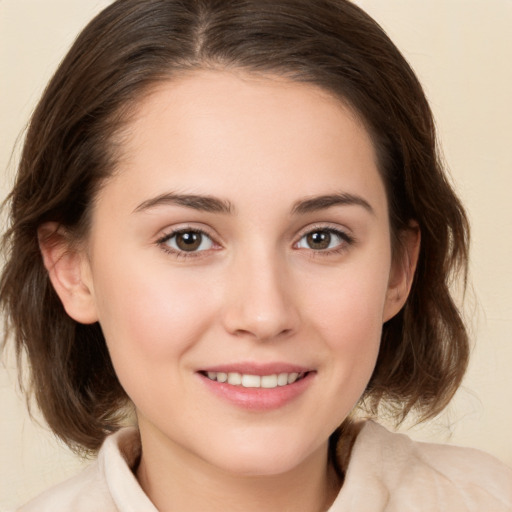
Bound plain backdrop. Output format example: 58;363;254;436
1;0;511;509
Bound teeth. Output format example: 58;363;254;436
209;371;228;383
205;371;304;388
261;374;278;388
241;374;260;388
287;372;299;384
277;373;288;386
227;372;242;385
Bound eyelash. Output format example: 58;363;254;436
294;225;355;257
156;227;218;259
156;225;354;259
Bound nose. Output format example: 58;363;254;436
221;249;300;341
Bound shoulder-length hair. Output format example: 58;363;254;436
1;0;469;453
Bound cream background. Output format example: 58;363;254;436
1;0;511;509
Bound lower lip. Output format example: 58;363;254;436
198;372;315;411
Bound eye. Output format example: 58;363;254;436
296;228;350;251
160;229;214;253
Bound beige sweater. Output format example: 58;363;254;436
16;421;512;511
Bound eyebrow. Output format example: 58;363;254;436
133;191;374;216
134;192;234;214
292;193;374;215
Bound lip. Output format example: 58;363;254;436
197;362;315;411
200;362;311;375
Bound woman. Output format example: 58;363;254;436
1;1;511;510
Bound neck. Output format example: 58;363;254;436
135;424;341;512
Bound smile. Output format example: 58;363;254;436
198;367;314;410
204;371;306;388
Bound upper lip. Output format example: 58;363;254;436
198;362;313;376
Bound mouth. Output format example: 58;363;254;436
200;371;309;389
197;365;315;410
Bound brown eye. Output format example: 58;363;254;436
163;230;214;253
176;231;202;251
296;228;350;251
306;231;332;250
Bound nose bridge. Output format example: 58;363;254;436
222;241;299;340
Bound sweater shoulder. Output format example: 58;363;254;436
16;462;115;512
16;428;152;512
338;421;512;511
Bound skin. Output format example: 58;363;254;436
41;70;419;512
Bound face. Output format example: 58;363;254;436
56;71;413;477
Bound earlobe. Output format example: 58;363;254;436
38;222;98;324
383;224;421;322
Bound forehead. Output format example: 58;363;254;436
98;70;386;218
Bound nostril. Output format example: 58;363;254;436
220;273;301;340
232;326;294;342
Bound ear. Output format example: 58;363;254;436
38;222;98;324
383;223;421;322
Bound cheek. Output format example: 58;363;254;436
322;293;383;381
304;260;390;335
92;265;223;415
300;256;390;378
93;261;219;364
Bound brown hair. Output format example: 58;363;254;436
0;0;469;453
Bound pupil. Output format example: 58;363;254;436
177;232;201;251
307;231;331;250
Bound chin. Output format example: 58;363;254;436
200;436;325;478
